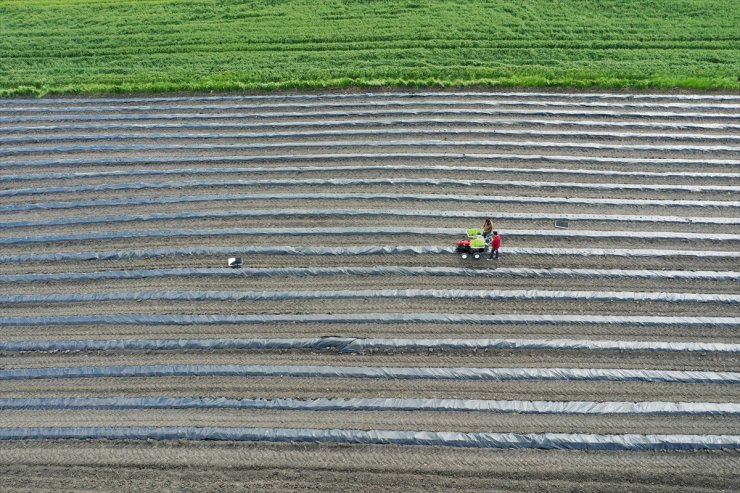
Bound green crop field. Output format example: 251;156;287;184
1;0;738;96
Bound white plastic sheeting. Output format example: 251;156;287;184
2;227;738;246
3;140;739;157
1;313;738;327
2;177;737;198
2;364;738;384
4;118;740;135
5;164;739;183
2;266;737;284
4;153;737;171
2;336;738;354
0;426;737;450
5;128;740;145
1;289;737;305
3;208;738;230
2;246;738;265
3;108;733;125
3;192;736;213
1;397;738;416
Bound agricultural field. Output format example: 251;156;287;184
1;0;739;96
0;91;738;490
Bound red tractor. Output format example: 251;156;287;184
455;228;488;260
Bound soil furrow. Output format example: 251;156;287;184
1;376;735;402
1;409;737;435
2;348;737;371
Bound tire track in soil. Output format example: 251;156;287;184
0;442;737;492
2;348;738;372
2;409;738;435
1;377;736;403
2;322;737;343
2;298;736;318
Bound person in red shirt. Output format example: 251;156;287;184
488;231;502;260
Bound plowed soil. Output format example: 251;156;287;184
0;90;738;491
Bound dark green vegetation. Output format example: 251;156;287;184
1;0;738;96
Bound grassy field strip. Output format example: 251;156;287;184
6;166;739;184
1;364;738;384
5;118;740;133
3;108;737;124
4;129;740;146
3;247;738;266
2;337;739;354
3;209;738;230
5;101;740;113
3;179;737;199
2;266;737;284
2;227;739;246
5;154;737;170
2;289;736;305
4;93;740;105
1;397;738;415
5;140;738;157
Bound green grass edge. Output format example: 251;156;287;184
3;75;738;98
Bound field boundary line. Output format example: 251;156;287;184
4;99;740;114
4;92;739;105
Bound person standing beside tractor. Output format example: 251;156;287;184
482;218;493;240
488;231;502;260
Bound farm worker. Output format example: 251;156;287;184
488;231;502;260
482;218;493;240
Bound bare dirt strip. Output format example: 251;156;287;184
0;441;737;492
0;90;738;490
2;409;738;435
3;348;738;371
2;375;734;402
3;321;737;343
2;297;736;318
2;274;737;296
